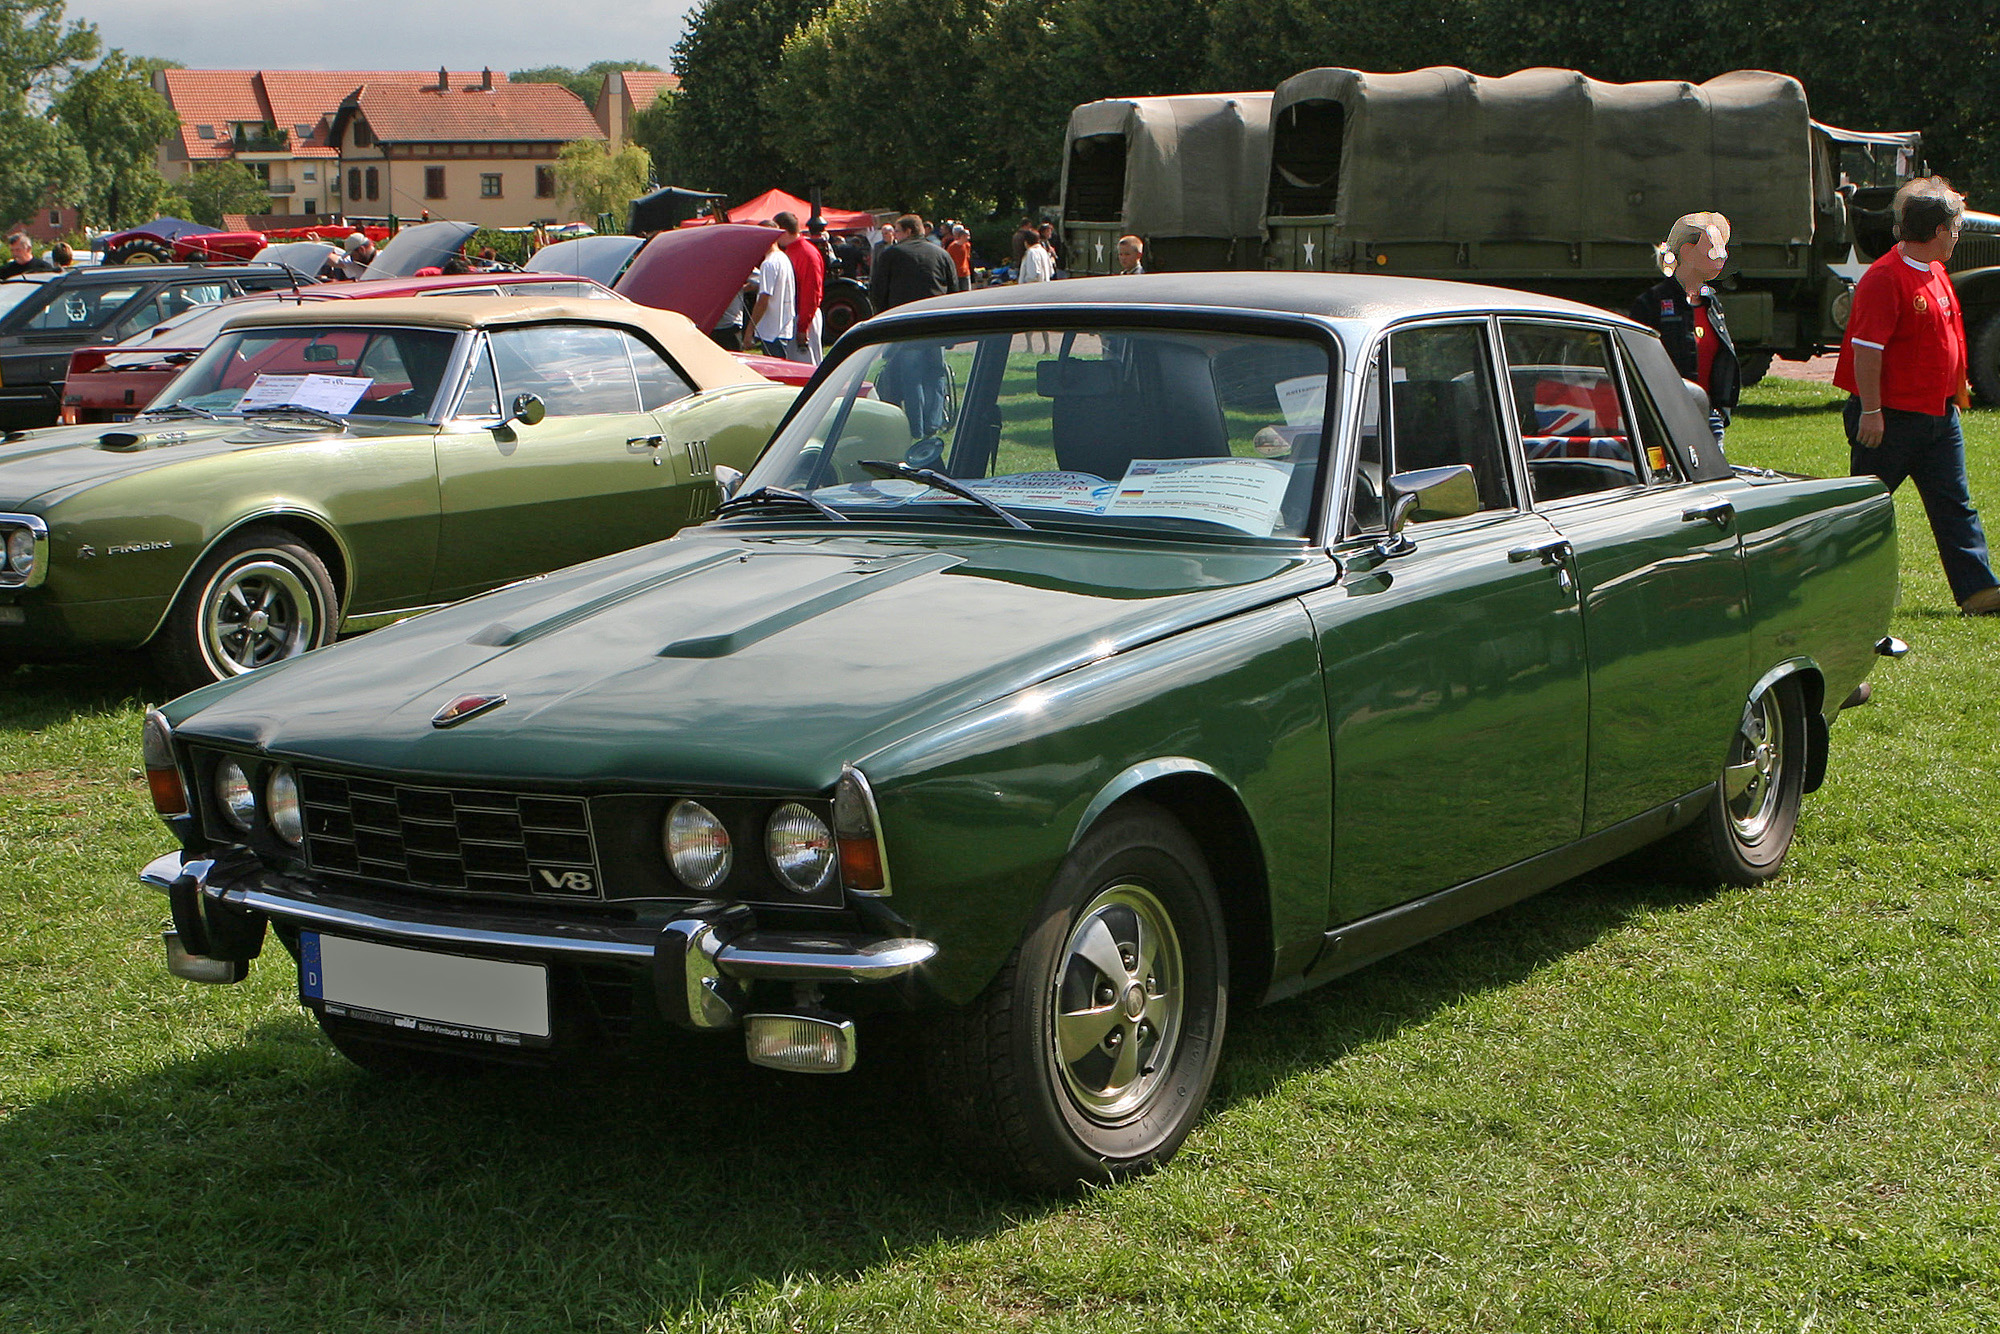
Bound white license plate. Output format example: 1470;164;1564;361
300;931;551;1047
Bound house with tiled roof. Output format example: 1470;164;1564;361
594;70;680;153
328;71;607;227
155;68;512;223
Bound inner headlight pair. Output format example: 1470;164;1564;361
664;799;835;896
213;757;303;847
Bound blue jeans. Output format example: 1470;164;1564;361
1846;398;1998;606
883;343;947;440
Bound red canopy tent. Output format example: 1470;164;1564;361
726;188;874;232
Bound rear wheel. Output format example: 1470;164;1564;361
926;802;1227;1192
1675;678;1807;885
820;279;872;345
105;237;174;265
1968;312;2000;407
152;526;337;695
1736;349;1773;389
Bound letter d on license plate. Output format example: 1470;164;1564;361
301;931;551;1046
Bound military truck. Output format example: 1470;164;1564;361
1061;67;2000;399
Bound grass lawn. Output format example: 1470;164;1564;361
2;378;1996;1332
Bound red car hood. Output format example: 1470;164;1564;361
615;224;777;332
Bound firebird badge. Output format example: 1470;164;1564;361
432;693;507;728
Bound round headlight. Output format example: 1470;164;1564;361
266;764;303;846
5;528;33;577
214;758;255;832
766;802;836;895
664;800;731;890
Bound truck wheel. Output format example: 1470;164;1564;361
820;279;872;345
105;237;175;265
926;801;1228;1192
1737;350;1773;389
1969;312;2000;407
1672;678;1807;886
153;526;337;695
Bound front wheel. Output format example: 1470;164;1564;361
152;526;337;696
105;237;174;265
926;801;1227;1192
1676;678;1808;885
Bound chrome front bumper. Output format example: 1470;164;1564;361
140;850;938;1038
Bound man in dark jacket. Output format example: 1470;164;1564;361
868;215;957;443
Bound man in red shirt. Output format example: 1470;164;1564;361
946;225;972;291
774;211;826;365
1835;177;2000;615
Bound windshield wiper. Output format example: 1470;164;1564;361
714;484;852;523
140;400;219;421
857;459;1032;531
240;403;348;430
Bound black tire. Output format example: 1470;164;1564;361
1675;677;1808;886
926;801;1228;1192
1969;312;2000;407
820;278;872;345
315;1011;497;1078
152;526;338;696
105;236;175;265
1736;349;1773;389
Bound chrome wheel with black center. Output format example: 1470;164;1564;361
155;526;337;695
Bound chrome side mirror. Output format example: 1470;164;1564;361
1376;464;1478;557
495;392;546;431
713;464;744;502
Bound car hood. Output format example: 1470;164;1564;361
366;221;479;279
614;225;776;331
526;235;645;286
167;524;1339;791
0;417;413;510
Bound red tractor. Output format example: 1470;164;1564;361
102;219;391;265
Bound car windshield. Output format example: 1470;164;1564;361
152;324;460;420
743;326;1337;540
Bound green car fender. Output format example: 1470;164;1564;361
854;596;1332;1007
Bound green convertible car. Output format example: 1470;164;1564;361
0;296;797;693
138;274;1901;1190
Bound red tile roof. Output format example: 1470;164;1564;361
336;82;604;146
162;69;513;162
618;71;679;111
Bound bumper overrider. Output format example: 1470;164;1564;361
140;849;938;1074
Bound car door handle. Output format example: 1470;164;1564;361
1681;499;1735;530
1509;536;1575;595
627;435;665;464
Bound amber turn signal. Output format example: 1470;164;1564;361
142;709;188;817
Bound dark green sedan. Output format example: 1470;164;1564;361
138;274;1900;1190
0;296;798;694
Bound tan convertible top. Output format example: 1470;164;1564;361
219;295;762;389
1267;66;1814;247
1061;92;1273;239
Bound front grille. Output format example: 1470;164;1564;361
1951;233;2000;273
298;771;602;900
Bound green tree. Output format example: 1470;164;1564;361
656;0;829;200
509;60;662;107
177;161;271;228
552;140;653;224
771;0;995;214
0;0;98;227
52;49;178;230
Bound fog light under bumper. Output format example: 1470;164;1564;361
744;1012;857;1074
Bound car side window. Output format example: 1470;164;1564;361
1386;323;1516;515
622;330;695;410
453;338;502;419
24;282;146;332
1619;349;1685;484
1501;322;1643;502
1347;351;1386;534
488;324;641;416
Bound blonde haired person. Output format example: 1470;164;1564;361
1628;211;1738;443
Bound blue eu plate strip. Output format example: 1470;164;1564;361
300;930;323;998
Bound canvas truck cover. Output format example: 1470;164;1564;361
1267;67;1814;248
1061;93;1273;239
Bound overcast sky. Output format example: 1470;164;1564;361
64;0;700;76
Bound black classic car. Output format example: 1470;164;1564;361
0;263;306;430
139;273;1900;1190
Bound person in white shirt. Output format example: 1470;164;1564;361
1017;237;1055;352
746;236;797;359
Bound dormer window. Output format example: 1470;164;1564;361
196;124;215;139
353;120;373;148
293;124;314;140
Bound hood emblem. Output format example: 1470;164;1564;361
432;693;507;728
